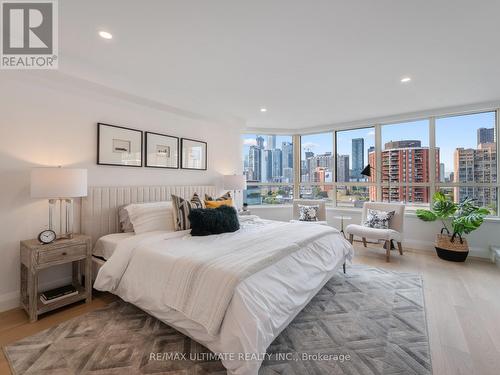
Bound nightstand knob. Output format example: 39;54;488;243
62;252;67;256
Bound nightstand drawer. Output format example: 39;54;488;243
37;244;87;265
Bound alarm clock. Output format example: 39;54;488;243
38;229;57;244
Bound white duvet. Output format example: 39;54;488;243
94;217;353;375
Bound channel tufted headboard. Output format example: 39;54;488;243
81;185;217;245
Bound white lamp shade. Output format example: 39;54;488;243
31;168;88;198
223;174;247;190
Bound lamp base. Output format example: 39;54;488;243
48;198;74;240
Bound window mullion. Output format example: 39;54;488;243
429;117;436;200
375;124;382;201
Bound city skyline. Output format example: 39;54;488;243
262;112;496;178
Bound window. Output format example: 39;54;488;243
380;120;432;206
436;112;497;212
300;132;334;200
242;134;294;205
335;127;374;182
335;127;375;207
241;110;499;216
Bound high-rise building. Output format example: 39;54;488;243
271;149;283;180
256;136;265;149
282;142;293;169
352;138;364;181
283;167;294;183
261;149;272;182
266;135;276;150
248;145;261;181
440;163;445;183
368;140;440;203
477;127;494;146
454;142;497;208
306;152;333;182
337;154;350;182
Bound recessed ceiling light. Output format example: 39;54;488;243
400;77;411;83
260;108;267;112
98;31;113;40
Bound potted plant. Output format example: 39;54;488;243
416;192;489;262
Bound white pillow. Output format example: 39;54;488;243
124;201;175;234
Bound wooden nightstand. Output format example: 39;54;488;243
20;234;92;322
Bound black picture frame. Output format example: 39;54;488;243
145;131;179;169
97;123;143;167
181;138;208;170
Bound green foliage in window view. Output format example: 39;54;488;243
416;191;489;237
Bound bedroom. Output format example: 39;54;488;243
1;1;500;374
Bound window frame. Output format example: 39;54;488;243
242;107;500;216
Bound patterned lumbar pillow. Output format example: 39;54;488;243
298;204;319;222
171;193;206;231
363;209;395;229
205;191;232;201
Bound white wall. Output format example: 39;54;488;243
0;73;243;312
252;205;499;260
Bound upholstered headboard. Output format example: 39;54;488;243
81;185;217;244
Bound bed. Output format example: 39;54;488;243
82;186;354;375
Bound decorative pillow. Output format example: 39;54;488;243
363;209;395;229
205;191;232;201
190;192;206;209
118;205;134;232
205;199;233;209
125;201;174;234
298;204;319;222
171;193;206;231
189;205;240;236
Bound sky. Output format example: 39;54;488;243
242;111;496;175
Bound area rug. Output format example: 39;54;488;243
3;265;432;374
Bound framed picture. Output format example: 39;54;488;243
145;131;179;169
97;123;143;167
181;138;207;170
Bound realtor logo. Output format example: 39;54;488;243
1;0;58;69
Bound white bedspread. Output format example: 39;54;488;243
94;217;353;375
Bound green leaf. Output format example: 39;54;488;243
416;209;437;222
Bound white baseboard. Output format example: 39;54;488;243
0;276;73;313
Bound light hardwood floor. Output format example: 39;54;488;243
1;244;499;375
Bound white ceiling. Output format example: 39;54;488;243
59;0;500;130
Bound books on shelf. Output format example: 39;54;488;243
40;285;78;304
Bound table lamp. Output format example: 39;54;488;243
223;174;247;210
31;167;87;239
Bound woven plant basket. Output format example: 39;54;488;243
435;228;469;262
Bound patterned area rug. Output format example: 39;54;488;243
3;266;432;374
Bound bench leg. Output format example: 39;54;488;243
362;237;367;247
397;241;403;255
385;240;391;262
348;234;354;244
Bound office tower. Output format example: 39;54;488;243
337;154;350;182
248;145;262;181
271;149;283;180
256;136;265;149
477;127;494;146
352;138;364;180
282;142;293;169
454;142;497;208
440;163;445;183
266;135;276;150
261;149;273;182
